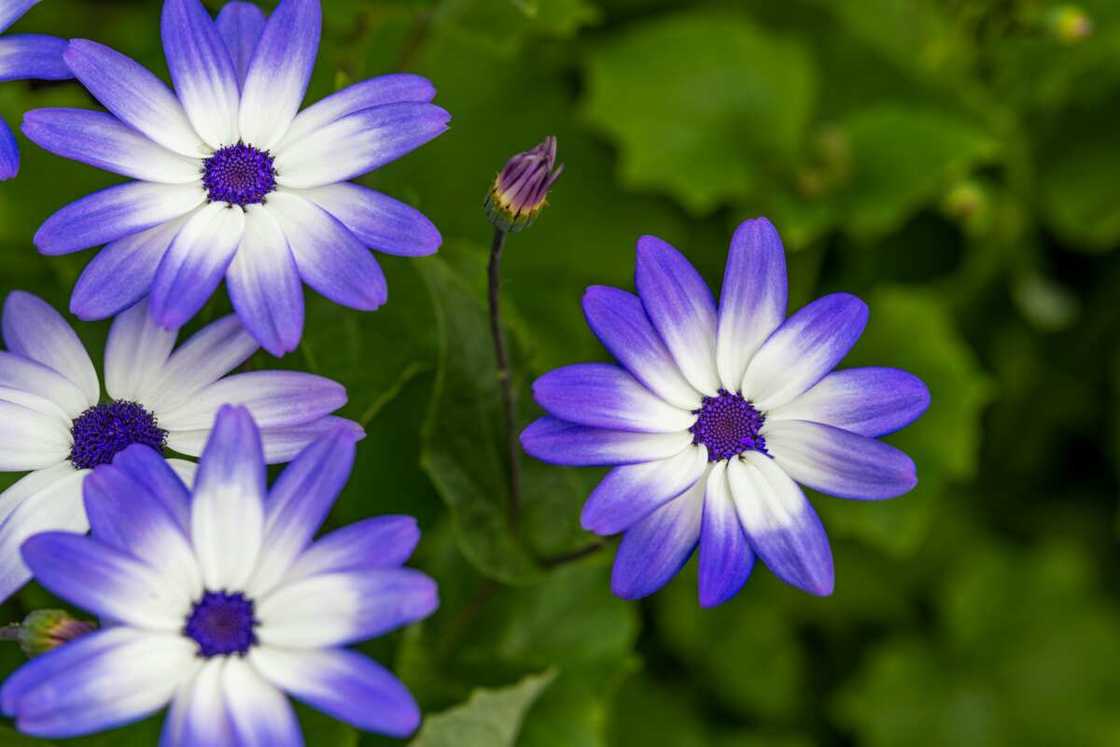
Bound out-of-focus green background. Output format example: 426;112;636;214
1;0;1119;745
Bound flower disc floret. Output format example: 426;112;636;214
69;401;166;470
202;143;276;206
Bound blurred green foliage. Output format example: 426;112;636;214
1;0;1118;745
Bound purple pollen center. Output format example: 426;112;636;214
202;143;276;206
690;389;767;462
69;401;166;470
184;591;258;658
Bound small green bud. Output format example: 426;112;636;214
18;610;96;658
1049;5;1093;44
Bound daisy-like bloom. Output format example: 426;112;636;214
521;218;930;606
0;0;71;179
22;0;449;355
1;406;437;743
0;291;361;602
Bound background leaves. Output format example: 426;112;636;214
0;0;1118;745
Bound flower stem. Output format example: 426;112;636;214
488;227;522;530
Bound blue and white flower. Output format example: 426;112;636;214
0;0;71;179
1;406;437;743
22;0;449;354
521;218;930;606
0;290;361;603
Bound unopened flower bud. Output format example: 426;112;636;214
1049;6;1093;43
18;610;96;657
485;136;563;232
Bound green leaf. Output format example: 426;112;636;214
519;659;638;747
0;727;56;747
1038;122;1120;252
819;287;992;555
435;0;600;56
653;567;806;721
411;671;556;747
838;106;998;240
803;0;976;84
418;247;544;585
835;540;1120;747
493;561;638;668
298;704;360;747
582;9;815;214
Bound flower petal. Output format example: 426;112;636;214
222;658;303;747
727;453;834;596
763;419;918;500
190;405;266;589
159;371;346;434
533;363;695;433
161;0;240;148
103;299;177;403
521;416;693;467
0;400;72;469
109;443;192;533
276;73;436;151
34;183;206;256
2;628;196;739
634;235;720;396
581;445;707;535
285;516;420;581
697;461;753;607
0;466;86;603
266;191;387;311
248;426;359;596
274;103;450;188
145;314;258;413
215;1;266;86
22;532;191;627
165;415;364;464
258;568;438;648
83;456;201;598
0;385;72;424
767;367;931;438
610;476;704;600
0;0;38;34
228;204;304;356
0;350;90;418
581;286;701;411
63;39;207;157
0;34;70;82
0;116;17;180
238;0;321;151
2;291;99;404
149;203;246;329
297;183;441;256
21;108;202;183
741;293;868;410
0;462;74;522
70;218;188;321
161;659;236;746
715;217;788;391
251;646;420;738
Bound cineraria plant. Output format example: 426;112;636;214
22;0;449;355
0;406;438;743
0;291;360;603
0;0;71;180
522;217;930;606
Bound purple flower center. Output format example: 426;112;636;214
202;143;276;206
184;591;258;658
690;389;767;462
69;401;166;470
